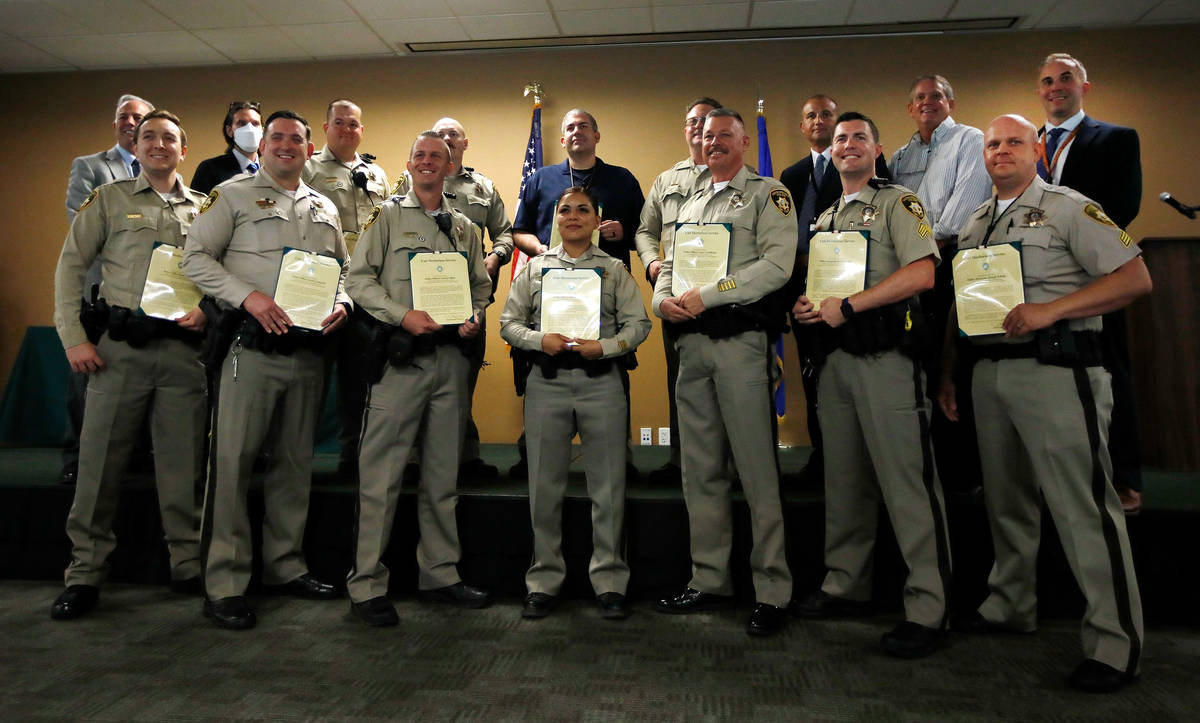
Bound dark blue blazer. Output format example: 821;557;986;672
1050;115;1141;229
190;150;244;195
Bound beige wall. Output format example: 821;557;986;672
2;24;1197;446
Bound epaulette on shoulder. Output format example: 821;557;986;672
360;152;376;164
867;177;892;190
463;165;475;173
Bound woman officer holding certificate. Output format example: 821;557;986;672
500;187;651;621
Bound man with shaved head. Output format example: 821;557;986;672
938;114;1150;693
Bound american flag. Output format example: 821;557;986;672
510;103;543;280
758;107;787;421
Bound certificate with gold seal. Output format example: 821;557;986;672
671;222;730;296
274;247;342;331
409;251;472;325
805;231;868;310
540;268;602;340
952;243;1025;337
139;242;202;320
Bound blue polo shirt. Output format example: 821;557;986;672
512;157;645;269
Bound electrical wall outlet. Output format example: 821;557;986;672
640;427;653;445
658;427;670;446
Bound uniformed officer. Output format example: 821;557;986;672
938;114;1150;692
393;117;515;479
344;131;493;627
652;108;795;636
793;112;952;658
301;99;390;476
634;97;721;485
183;110;351;630
50;110;206;620
501;186;651;620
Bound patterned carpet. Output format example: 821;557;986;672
2;580;1197;721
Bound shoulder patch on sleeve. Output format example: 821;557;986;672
363;204;382;232
78;188;99;213
899;194;926;220
198;189;220;215
769;189;792;216
1083;203;1117;228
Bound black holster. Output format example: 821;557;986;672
200;296;239;368
79;285;109;345
668;297;787;341
961;320;1103;369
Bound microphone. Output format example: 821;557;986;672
352;167;370;193
1159;192;1196;220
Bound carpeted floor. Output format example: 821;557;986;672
2;580;1196;721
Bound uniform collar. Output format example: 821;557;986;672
255;167;319;201
399;190;452;214
710;163;751;194
131;172;186;197
316;145;360;167
553;242;603;264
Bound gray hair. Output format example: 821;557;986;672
115;94;153;114
908;75;954;101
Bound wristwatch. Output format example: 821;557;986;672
840;297;856;319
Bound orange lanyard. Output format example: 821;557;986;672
1037;126;1079;178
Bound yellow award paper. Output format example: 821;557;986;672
139;242;202;320
409;251;472;325
540;268;602;340
671;222;731;296
952;243;1025;336
805;231;868;310
274;247;341;331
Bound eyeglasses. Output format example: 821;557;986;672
684;117;705;127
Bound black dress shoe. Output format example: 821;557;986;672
1068;659;1138;693
459;458;499;480
522;592;556;619
50;585;99;620
655;588;735;614
204;596;256;630
747;603;788;636
951;610;1033;635
266;573;341;600
351;596;399;627
647;463;682;485
508;458;528;480
420;582;492;609
170;576;202;595
881;621;947;658
596;592;630;620
792;590;875;619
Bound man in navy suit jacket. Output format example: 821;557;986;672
190;101;262;195
1038;53;1144;511
779;95;888;484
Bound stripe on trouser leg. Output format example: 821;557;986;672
346;383;375;586
1071;365;1141;674
912;357;952;630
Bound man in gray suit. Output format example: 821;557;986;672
60;94;154;486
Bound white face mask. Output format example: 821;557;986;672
233;124;263;154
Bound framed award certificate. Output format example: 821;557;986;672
671;222;731;296
540;268;602;340
409;251;472;325
274;247;342;331
952;243;1025;337
139;242;202;320
805;231;868;310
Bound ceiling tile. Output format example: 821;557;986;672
347;0;454;19
26;34;149;68
551;0;647;10
846;0;954;24
369;17;470;44
458;12;561;39
108;31;229;64
652;3;748;32
244;0;357;24
448;0;549;15
1140;0;1200;22
193;27;310;61
0;0;95;36
556;7;652;35
145;0;269;29
1036;0;1160;27
751;0;851;27
0;36;75;71
279;21;393;57
45;0;181;33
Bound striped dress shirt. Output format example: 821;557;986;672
889;116;992;241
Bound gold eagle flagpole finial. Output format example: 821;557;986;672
524;82;545;107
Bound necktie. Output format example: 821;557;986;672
434;212;454;240
246;162;259;174
1038;127;1067;181
813;154;826;187
131;159;140;177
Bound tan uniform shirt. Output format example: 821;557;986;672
346;192;490;326
957;175;1139;335
814;182;940;288
634;158;709;271
394;167;514;262
500;243;651;358
181;169;350;311
54;175;206;348
302;147;389;256
652;164;797;313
